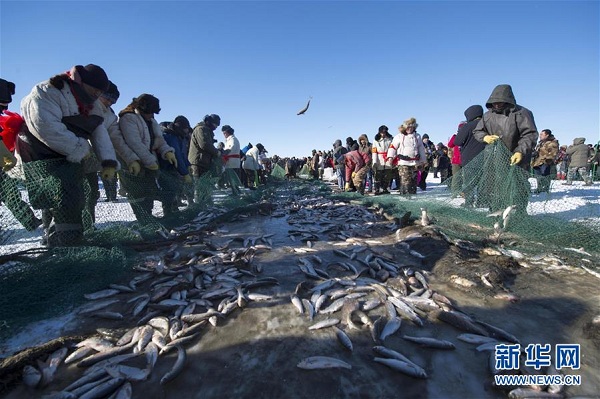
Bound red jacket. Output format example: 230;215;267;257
447;134;461;166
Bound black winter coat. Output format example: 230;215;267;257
455;105;486;166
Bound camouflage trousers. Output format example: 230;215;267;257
352;166;369;194
566;166;591;184
398;165;418;195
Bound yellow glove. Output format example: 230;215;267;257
483;135;500;144
351;171;357;179
371;147;377;154
128;161;141;176
510;152;523;165
0;140;17;171
344;182;351;191
165;152;178;168
101;166;116;180
146;163;159;171
183;174;192;184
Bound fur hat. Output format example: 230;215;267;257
358;134;368;143
221;125;234;135
136;94;160;114
174;115;191;132
101;81;119;104
75;64;109;91
378;125;389;133
400;118;418;133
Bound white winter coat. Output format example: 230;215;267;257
118;110;173;168
20;80;116;165
243;146;260;170
387;132;427;166
223;134;241;169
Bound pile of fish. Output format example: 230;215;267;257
21;236;278;398
15;191;570;398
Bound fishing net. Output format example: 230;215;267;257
0;157;261;340
349;141;600;262
0;246;129;341
271;164;286;180
1;144;598;348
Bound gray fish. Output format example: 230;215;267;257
105;364;150;382
372;345;416;366
387;297;423;327
78;298;120;315
380;317;402;341
435;310;489;336
474;320;520;344
373;357;428;379
291;294;304;314
402;335;455;350
333;327;353;351
65;346;95;364
302;298;315;320
84;289;120;300
78;377;125;399
69;375;113;397
38;347;68;388
160;345;187;385
319;297;347;314
65;368;108;391
308;318;340;330
78;341;136;368
457;333;500;345
297;356;351;370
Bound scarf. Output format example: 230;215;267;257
68;80;96;116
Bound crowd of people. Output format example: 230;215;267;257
1;71;599;247
0;65;274;246
298;85;599;206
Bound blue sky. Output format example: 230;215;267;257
1;1;598;158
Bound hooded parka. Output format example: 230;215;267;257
473;85;538;168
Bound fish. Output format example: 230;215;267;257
373;357;428;379
297;356;351;370
296;97;312;115
78;377;125;399
78;298;120;315
302;298;315;320
434;310;489;336
333;327;353;351
38;347;68;388
308;318;340;330
456;333;500;345
372;345;416;366
420;208;430;226
105;364;150;382
84;288;121;300
65;346;95;365
402;335;455;350
290;294;304;314
380;317;402;341
160;345;187;385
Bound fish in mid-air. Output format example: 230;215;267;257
297;97;312;115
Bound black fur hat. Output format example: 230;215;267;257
136;94;160;114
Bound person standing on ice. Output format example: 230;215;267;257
387;117;427;195
473;84;538;213
17;64;118;246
